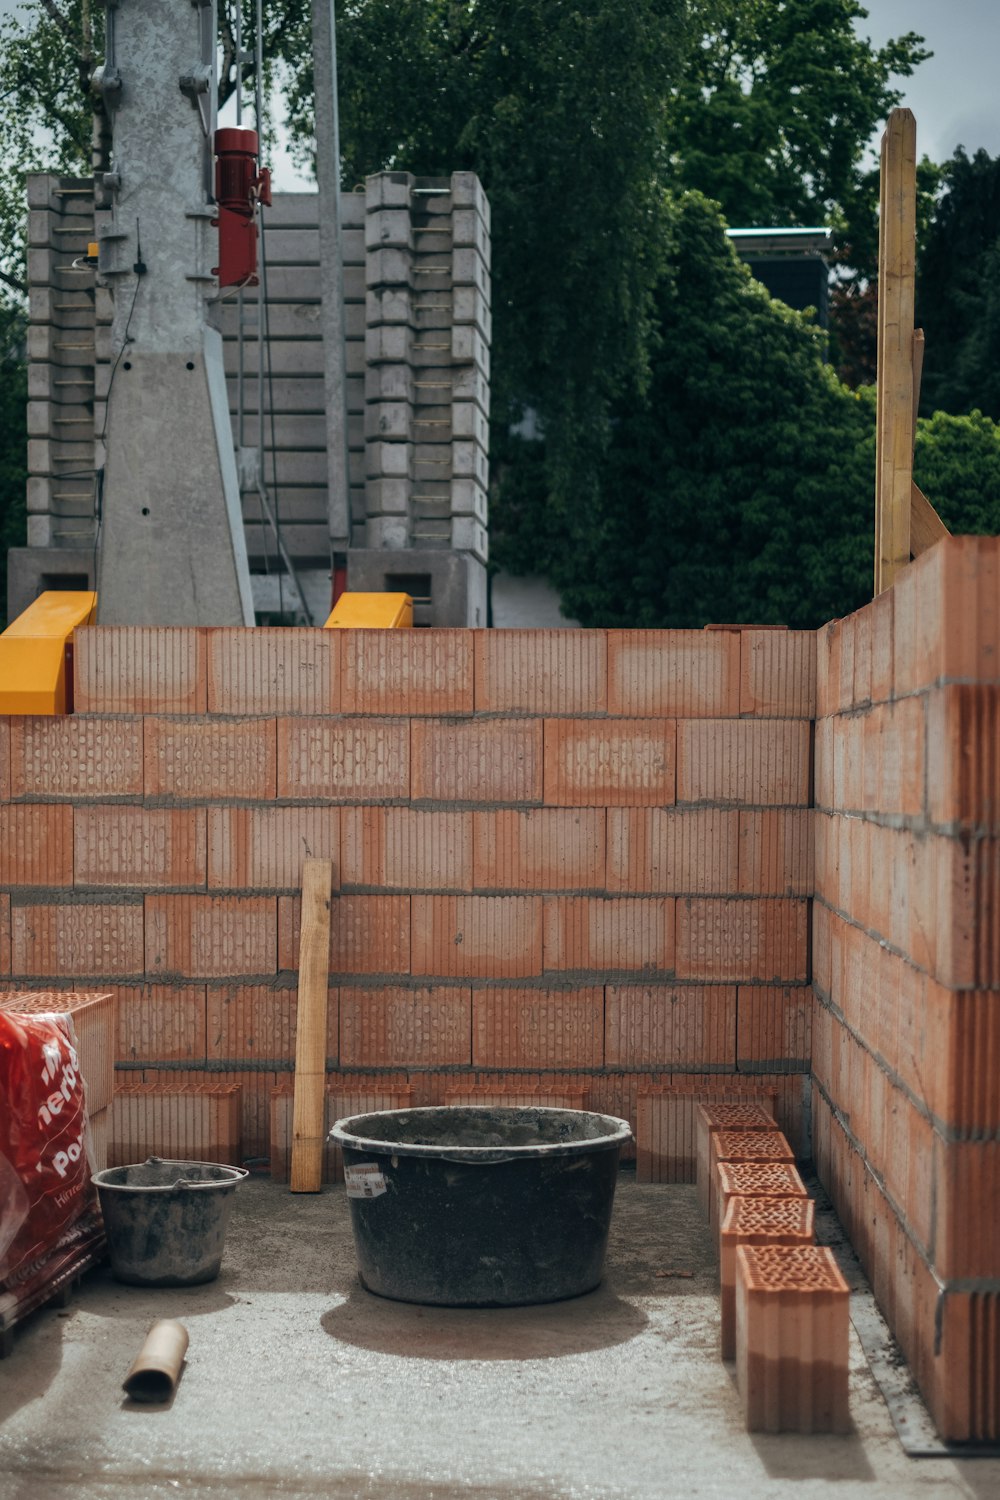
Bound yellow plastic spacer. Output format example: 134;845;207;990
0;591;97;714
323;592;413;629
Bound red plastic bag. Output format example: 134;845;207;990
0;1011;97;1296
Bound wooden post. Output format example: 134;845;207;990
290;858;333;1192
874;109;917;595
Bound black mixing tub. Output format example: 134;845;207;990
329;1105;632;1307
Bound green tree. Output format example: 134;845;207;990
282;0;690;573
546;192;877;628
916;148;1000;421
914;408;1000;532
669;0;929;241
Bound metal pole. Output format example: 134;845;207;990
311;0;352;549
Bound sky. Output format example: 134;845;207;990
857;0;1000;166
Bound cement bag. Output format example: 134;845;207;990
0;1011;98;1300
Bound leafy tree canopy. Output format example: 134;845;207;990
916;147;1000;421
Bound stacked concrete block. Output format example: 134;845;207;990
719;1195;815;1359
735;1244;850;1433
23;175;100;571
11;176;490;625
363;171;490;574
813;536;1000;1442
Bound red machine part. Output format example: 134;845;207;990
211;126;271;289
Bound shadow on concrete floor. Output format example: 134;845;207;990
321;1280;648;1361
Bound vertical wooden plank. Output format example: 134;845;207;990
875;109;917;595
290;858;333;1192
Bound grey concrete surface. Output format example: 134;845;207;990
1;1176;997;1500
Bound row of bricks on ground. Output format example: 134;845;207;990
814;905;1000;1136
813;1090;1000;1444
62;981;810;1072
817;536;1000;716
60;625;816;718
0;805;813;896
814;823;1000;991
812;1017;1000;1280
815;684;1000;831
110;1067;811;1167
0;893;811;983
0;716;813;807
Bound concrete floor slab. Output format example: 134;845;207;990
1;1176;997;1500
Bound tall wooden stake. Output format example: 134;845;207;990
875;109;917;594
290;859;333;1192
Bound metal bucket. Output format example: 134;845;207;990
329;1106;632;1307
93;1157;248;1286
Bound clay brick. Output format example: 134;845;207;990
737;810;813;896
740;631;816;718
208;805;339;890
635;1082;780;1183
411;719;541;803
342;807;471;890
206;983;337;1064
736;986;811;1071
676;899;808;982
676;721;810;806
10;900;143;977
716;1161;809;1231
278;893;410;975
443;1084;592;1109
543;718;675;807
815;619;842;720
932;1137;1000;1281
735;1243;849;1433
607;809;739;895
711;1130;796;1234
145;894;277;978
340;629;473;714
10;716;143;799
543;897;674;974
0;894;9;973
853;605;873;709
720;1195;815;1358
473;986;603;1067
75;806;206;888
109;1081;241;1166
411;895;542;978
0;719;9;801
75;626;206;712
894;535;1000;696
278;718;408;800
607;631;739;717
207;628;338;714
474;809;605;892
89;1106;109;1171
0;804;73;885
605;985;734;1069
694;1101;778;1218
145;717;276;799
340;985;471;1065
115;983;207;1064
927;684;1000;833
270;1083;413;1184
0;988;116;1112
872;696;925;818
475;630;606;714
922;981;1000;1135
868;590;894;706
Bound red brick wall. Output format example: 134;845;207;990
0;623;814;1160
813;536;1000;1442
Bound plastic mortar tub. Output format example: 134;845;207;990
329;1105;632;1306
93;1157;248;1286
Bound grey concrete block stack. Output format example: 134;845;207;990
363;171;491;565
